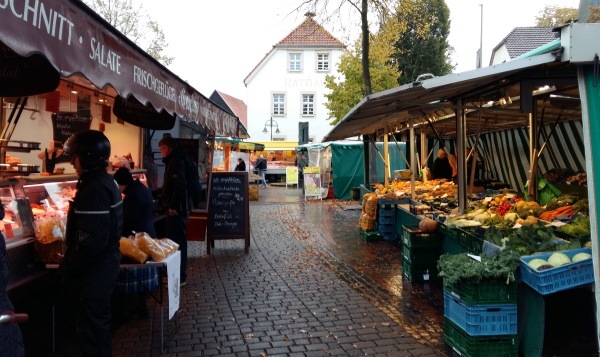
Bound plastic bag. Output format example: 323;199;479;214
119;237;149;263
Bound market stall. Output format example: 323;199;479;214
0;0;241;304
212;138;264;172
324;22;600;356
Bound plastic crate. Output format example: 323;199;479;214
454;228;484;254
402;245;441;265
402;257;440;282
445;279;517;305
359;229;381;242
443;291;517;336
377;222;395;232
380;231;397;241
401;226;441;249
444;318;518;357
519;248;593;295
438;223;459;239
377;215;395;225
378;206;395;216
553;229;590;245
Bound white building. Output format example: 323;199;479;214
244;14;345;146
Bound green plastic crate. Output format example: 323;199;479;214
453;228;484;254
402;257;440;282
402;245;441;265
438;223;459;239
445;280;517;305
360;229;381;242
444;318;518;357
401;225;442;249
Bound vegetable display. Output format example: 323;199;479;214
437;249;520;287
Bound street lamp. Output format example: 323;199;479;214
262;117;280;141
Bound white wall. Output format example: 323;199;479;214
6;95;141;175
490;45;511;65
246;46;343;143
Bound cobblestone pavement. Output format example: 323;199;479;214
109;185;450;356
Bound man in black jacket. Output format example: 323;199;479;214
158;135;188;286
254;154;268;188
62;130;123;357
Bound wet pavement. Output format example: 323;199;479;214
13;184;600;356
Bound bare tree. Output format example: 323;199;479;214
296;0;395;96
84;0;174;66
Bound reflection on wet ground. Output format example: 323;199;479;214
263;185;450;354
264;184;598;357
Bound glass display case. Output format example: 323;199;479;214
0;178;32;249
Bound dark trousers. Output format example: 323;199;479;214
167;214;188;282
76;294;113;357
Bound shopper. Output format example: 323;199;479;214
254;154;268;188
112;167;159;322
61;130;123;357
431;148;453;181
234;158;246;172
158;135;189;286
0;205;25;357
297;153;309;193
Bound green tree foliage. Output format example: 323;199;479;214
84;0;173;65
535;5;578;27
390;0;453;85
324;32;400;125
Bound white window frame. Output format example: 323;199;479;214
316;52;330;72
301;93;315;116
288;52;302;72
272;93;286;116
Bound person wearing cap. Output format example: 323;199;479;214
61;130;123;357
112;167;158;322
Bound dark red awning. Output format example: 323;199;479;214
0;0;238;135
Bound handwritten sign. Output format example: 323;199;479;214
206;172;249;254
51;112;91;163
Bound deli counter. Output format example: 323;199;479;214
3;170;149;296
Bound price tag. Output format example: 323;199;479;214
551;221;567;227
441;193;448;198
484;197;493;202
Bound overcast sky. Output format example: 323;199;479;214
143;0;580;101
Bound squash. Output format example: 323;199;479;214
419;219;438;232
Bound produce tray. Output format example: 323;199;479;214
444;318;518;357
401;225;441;249
519;248;593;295
445;279;517;305
359;229;381;242
402;257;440;282
443;291;517;336
402;245;441;265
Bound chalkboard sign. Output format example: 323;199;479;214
206;171;249;254
51;112;92;163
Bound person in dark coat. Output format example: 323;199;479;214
62;130;123;357
0;205;25;357
112;167;158;321
158;135;188;286
234;158;246;172
254;155;268;188
431;148;453;181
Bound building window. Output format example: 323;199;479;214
273;93;285;115
302;94;314;116
317;53;329;72
289;53;301;72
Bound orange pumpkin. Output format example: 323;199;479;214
419;219;438;232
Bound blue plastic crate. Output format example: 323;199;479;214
520;248;594;295
380;231;396;241
377;222;395;233
378;207;395;217
444;291;517;336
378;215;395;225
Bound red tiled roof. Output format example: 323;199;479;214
216;91;247;127
276;17;344;47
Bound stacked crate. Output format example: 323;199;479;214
401;225;442;282
443;279;518;356
376;204;396;241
